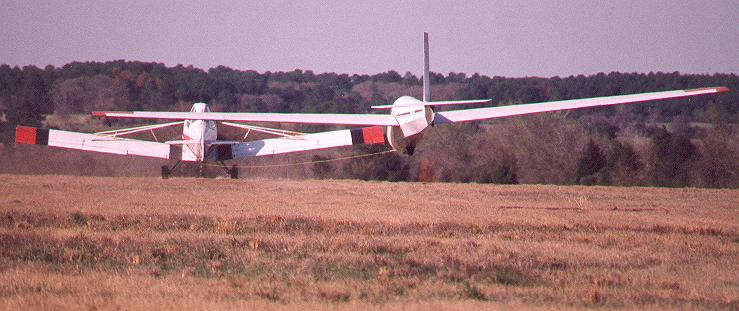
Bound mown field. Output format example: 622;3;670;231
0;175;737;310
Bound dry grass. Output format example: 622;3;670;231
0;175;737;310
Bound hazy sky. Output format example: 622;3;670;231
1;1;737;77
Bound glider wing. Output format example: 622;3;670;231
92;111;398;126
434;87;728;124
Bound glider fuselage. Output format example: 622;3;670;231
386;96;434;155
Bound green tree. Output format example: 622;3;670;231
650;127;698;187
695;126;738;188
604;140;643;186
576;139;606;185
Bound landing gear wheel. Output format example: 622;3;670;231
229;165;238;179
161;165;170;179
198;163;205;178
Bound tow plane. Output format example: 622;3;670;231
15;33;728;178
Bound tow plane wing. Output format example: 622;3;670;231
219;126;387;160
16;125;388;161
15;126;173;159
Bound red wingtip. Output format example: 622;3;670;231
15;126;37;145
91;111;106;117
362;126;386;145
685;86;730;93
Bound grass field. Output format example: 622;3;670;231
0;175;737;310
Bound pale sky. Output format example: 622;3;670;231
1;0;737;77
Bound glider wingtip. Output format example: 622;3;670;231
92;111;135;117
684;86;730;94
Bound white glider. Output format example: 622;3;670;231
16;33;728;178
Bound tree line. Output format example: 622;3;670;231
0;61;736;187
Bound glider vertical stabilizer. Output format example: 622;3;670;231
423;32;430;102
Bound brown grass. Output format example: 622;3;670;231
0;175;737;310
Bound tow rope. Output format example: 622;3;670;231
205;149;396;169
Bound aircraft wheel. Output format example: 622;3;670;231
198;163;205;177
161;165;170;179
406;145;416;156
229;165;238;179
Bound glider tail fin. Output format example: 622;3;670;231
423;32;430;102
372;33;493;110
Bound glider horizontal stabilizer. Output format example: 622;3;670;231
371;99;492;109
